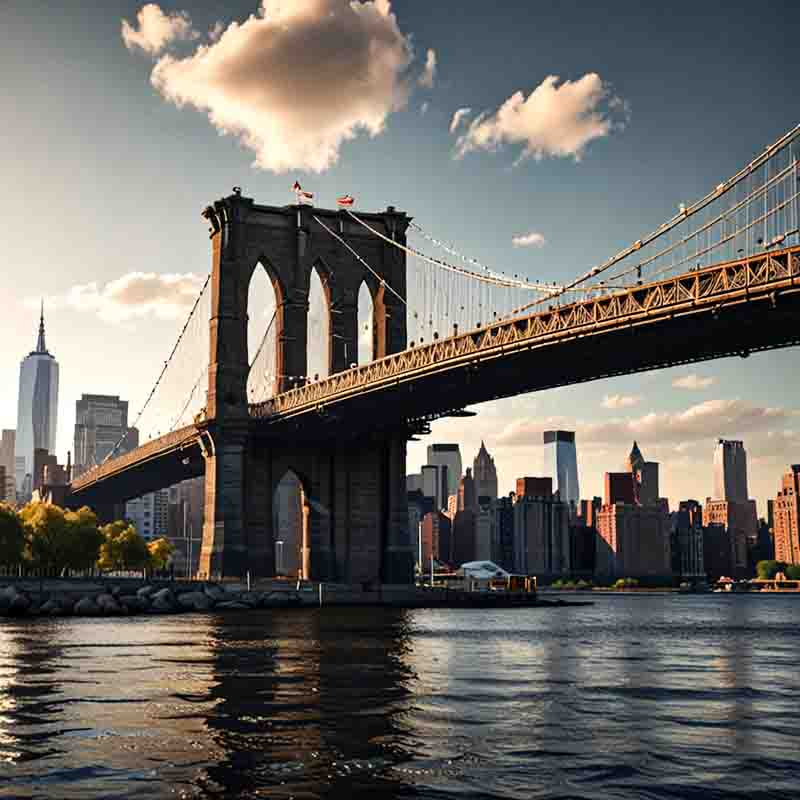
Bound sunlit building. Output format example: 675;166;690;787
15;306;59;498
543;430;579;508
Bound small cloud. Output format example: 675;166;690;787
602;394;642;410
453;72;627;163
121;3;197;55
512;231;546;248
420;101;430;115
418;48;437;88
37;272;206;324
672;373;716;390
449;107;472;133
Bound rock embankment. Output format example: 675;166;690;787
0;582;303;618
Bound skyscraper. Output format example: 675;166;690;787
543;430;579;507
73;394;135;478
773;464;800;565
0;430;15;503
713;439;749;502
426;443;462;499
473;441;498;502
16;305;59;496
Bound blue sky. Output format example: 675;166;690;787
2;0;799;510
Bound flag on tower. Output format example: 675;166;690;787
291;181;314;204
336;194;355;207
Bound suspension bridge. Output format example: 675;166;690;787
69;125;800;583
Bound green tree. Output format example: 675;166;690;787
0;503;25;567
98;521;150;572
64;507;103;573
20;502;71;574
784;564;800;580
147;537;175;572
756;560;784;579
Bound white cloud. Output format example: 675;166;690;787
449;107;472;134
121;3;197;55
138;0;415;173
672;373;716;390
418;48;437;88
420;101;430;115
38;272;206;323
454;73;626;163
512;231;546;248
601;393;642;410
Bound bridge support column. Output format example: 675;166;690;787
382;435;414;584
198;430;248;580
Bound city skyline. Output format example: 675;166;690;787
2;1;800;512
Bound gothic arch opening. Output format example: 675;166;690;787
247;261;280;402
357;281;374;365
273;469;306;578
307;265;330;380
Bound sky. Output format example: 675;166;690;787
2;0;800;514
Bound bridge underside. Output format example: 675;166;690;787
257;281;800;442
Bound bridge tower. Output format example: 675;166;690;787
197;191;414;584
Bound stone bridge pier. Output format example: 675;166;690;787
196;191;414;583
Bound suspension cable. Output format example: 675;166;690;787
313;214;407;306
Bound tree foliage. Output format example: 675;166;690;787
147;537;175;571
98;521;150;572
785;564;800;580
756;560;783;579
20;502;71;574
0;503;25;566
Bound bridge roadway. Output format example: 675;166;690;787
71;244;800;506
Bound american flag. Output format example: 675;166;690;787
337;194;355;207
292;181;314;201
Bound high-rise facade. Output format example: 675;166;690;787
0;430;15;503
543;430;579;508
773;465;800;565
73;395;135;477
16;306;59;496
125;489;169;541
426;444;462;500
713;439;749;502
473;441;499;502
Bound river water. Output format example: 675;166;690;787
1;594;798;799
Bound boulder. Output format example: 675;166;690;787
215;600;249;611
39;599;60;615
176;591;213;611
150;594;177;613
262;591;299;608
3;588;31;615
137;585;156;599
96;594;122;615
74;596;101;616
119;595;147;612
204;585;227;602
238;591;262;608
151;587;174;603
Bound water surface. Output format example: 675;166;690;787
1;594;799;798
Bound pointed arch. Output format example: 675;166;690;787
247;259;281;401
357;280;375;365
272;467;312;579
307;262;331;380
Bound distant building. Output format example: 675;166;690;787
605;472;635;505
126;489;169;541
773;464;800;565
0;430;15;503
475;498;494;562
713;439;749;503
571;497;601;577
166;477;205;576
543;430;579;508
16;306;59;498
421;463;449;510
408;489;434;566
493;495;515;572
473;441;499;502
451;508;476;566
512;478;571;579
421;511;451;566
458;468;477;511
426;444;462;500
626;441;660;506
596;503;672;580
703;500;754;577
73;394;136;478
671;500;705;580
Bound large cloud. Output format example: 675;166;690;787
122;3;197;54
512;231;546;248
42;272;206;323
454;73;626;163
141;0;415;172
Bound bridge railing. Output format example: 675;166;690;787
251;244;800;420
